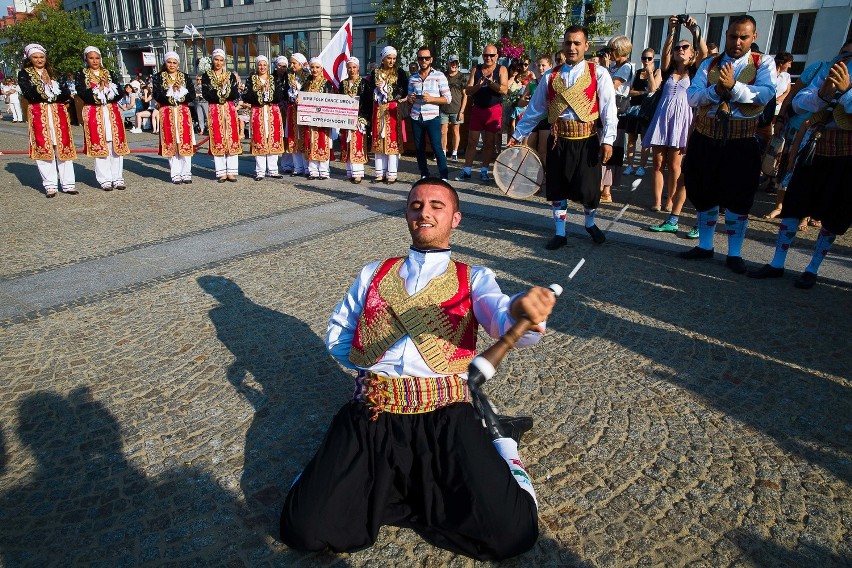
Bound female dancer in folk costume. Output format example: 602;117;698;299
201;49;242;182
301;57;336;180
339;57;369;184
153;51;196;185
361;46;408;183
18;43;78;197
281;53;310;176
75;46;129;191
244;55;285;180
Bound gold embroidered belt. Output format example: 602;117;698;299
815;128;852;158
553;119;594;140
354;371;470;421
694;115;758;140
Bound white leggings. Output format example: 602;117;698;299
169;155;192;181
255;154;279;177
307;160;330;178
346;162;365;178
214;155;239;177
36;150;75;192
374;153;399;179
93;143;125;186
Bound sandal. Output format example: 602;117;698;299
600;194;613;203
764;207;782;220
808;219;822;228
798;218;809;231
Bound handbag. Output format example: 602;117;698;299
615;94;631;116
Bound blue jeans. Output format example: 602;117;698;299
411;115;448;180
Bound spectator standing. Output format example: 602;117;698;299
601;35;635;202
456;44;508;182
408;46;451;180
2;78;23;122
623;48;660;177
506;58;536;135
526;55;553;167
440;54;467;161
19;43;78;197
194;75;209;134
644;15;708;234
75;45;130;191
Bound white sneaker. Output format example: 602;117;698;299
130;127;143;134
623;165;635;175
635;167;646;176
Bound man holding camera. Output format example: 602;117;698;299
456;45;508;182
408;46;451;181
681;15;776;273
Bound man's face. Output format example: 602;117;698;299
449;60;459;72
482;46;498;67
562;32;589;65
725;21;757;59
406;183;461;250
537;58;551;75
417;50;432;71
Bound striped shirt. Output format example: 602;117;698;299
408;68;451;121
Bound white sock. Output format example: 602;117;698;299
493;437;537;506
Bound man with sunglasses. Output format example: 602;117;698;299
456;45;508;182
408;46;451;180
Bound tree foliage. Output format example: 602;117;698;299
496;0;619;59
0;1;117;77
374;0;496;67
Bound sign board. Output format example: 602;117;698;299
296;92;359;130
142;52;157;67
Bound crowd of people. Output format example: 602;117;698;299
12;16;851;287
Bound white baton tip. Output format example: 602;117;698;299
568;258;586;279
631;179;642;190
548;283;563;297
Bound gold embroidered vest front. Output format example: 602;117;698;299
548;62;599;124
700;54;764;118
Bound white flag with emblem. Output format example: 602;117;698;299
317;16;353;88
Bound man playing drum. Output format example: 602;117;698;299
510;25;618;249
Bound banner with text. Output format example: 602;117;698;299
296;92;359;130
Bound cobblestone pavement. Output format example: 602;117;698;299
0;120;850;567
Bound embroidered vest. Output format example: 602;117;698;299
700;53;764;117
546;62;600;124
811;105;852;130
349;257;479;374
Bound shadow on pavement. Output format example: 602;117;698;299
0;387;248;565
197;275;351;539
727;527;847;566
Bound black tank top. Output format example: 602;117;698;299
630;71;649;106
472;64;504;108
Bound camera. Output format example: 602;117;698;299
677;14;690;25
596;47;611;58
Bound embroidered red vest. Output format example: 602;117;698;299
546;61;600;123
349;257;478;374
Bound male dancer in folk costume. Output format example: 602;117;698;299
201;49;242;183
748;50;852;289
301;58;336;180
281;178;555;560
361;46;409;183
19;43;78;197
340;57;369;184
244;55;285;181
680;15;776;273
75;46;129;191
510;25;618;249
153;51;196;185
281;53;310;176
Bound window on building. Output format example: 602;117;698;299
224;37;235;70
647;18;665;55
223;0;233;6
183;0;192;12
364;28;377;66
127;0;136;30
769;13;793;54
706;14;746;50
202;0;210;8
244;0;254;4
151;0;161;26
103;0;113;32
769;11;817;78
791;12;815;55
139;0;147;28
270;34;281;59
235;36;247;74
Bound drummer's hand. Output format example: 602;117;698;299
507;136;520;148
600;143;613;164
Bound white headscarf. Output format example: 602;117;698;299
24;44;46;58
380;46;397;61
290;53;307;66
164;51;180;64
83;46;101;57
255;55;269;67
212;48;226;59
274;55;288;67
347;57;360;67
309;57;322;67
